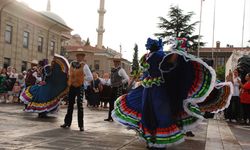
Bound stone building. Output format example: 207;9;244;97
189;41;250;69
64;35;131;76
0;0;71;72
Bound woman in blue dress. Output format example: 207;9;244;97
112;38;232;149
20;54;69;115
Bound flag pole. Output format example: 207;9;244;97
211;0;216;60
241;0;246;49
197;0;204;57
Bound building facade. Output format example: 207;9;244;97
64;35;131;76
189;41;250;69
0;0;71;72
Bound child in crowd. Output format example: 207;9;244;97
11;81;21;103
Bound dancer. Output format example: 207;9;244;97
112;38;232;149
20;54;69;115
61;53;93;131
104;56;129;122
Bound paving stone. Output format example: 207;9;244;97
0;104;209;150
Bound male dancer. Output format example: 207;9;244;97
61;53;93;131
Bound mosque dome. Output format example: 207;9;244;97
40;11;67;26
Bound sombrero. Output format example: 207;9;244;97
109;54;122;61
75;52;86;57
29;59;38;65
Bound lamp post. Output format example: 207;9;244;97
197;0;204;58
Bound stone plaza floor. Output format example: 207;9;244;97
0;103;249;150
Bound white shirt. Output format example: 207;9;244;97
32;72;42;83
9;73;18;79
118;68;129;84
100;78;111;86
233;77;241;96
83;64;93;82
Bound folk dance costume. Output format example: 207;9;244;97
61;57;93;131
20;54;69;114
104;62;129;122
112;38;233;149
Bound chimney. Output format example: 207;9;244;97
216;41;220;48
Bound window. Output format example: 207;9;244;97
217;57;225;66
21;61;27;71
38;36;43;52
5;25;12;44
94;60;100;70
3;58;11;69
23;31;29;48
50;41;55;55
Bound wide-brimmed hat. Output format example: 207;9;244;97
109;54;122;62
29;59;38;65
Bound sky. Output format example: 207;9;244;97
19;0;250;61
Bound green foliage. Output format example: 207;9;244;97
216;66;225;81
85;37;90;46
131;44;139;75
155;6;205;51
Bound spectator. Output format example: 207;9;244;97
9;68;18;79
88;72;102;108
240;73;250;125
99;72;112;108
226;69;242;122
0;68;8;103
10;81;21;103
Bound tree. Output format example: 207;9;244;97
85;37;90;46
131;44;139;75
216;66;225;81
155;6;205;51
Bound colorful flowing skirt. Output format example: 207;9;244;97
112;51;232;148
20;54;69;113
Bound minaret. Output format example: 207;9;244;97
96;0;106;49
47;0;51;11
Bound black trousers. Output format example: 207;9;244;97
107;86;123;119
242;103;250;121
64;86;84;128
225;96;242;120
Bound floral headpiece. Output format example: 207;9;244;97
168;37;189;52
145;38;164;52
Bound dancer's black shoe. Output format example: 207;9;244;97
104;118;113;122
60;124;70;128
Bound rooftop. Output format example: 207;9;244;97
40;11;67;26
